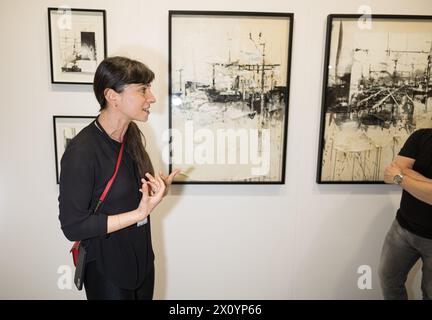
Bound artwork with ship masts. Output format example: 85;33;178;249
317;14;432;183
59;34;82;73
169;11;293;184
48;8;106;84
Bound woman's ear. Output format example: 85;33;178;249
104;88;119;106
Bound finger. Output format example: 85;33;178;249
169;169;181;178
156;175;166;194
154;175;162;189
166;169;179;181
146;179;155;185
150;175;160;189
158;174;165;187
146;173;161;191
160;172;169;186
147;180;158;189
140;182;149;200
145;172;156;182
142;178;153;195
147;181;158;193
166;169;180;184
169;169;181;179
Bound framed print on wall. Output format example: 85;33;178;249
169;11;293;184
53;116;95;184
317;14;432;183
48;7;107;84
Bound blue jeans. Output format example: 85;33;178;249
378;219;432;300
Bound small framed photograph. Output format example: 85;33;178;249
169;11;294;184
53;116;95;184
48;7;107;84
317;14;432;183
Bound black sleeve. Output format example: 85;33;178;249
398;129;427;159
58;141;108;242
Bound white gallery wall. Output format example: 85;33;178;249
1;0;431;299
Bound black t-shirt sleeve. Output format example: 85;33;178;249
398;129;427;159
58;141;108;242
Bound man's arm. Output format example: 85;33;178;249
385;155;432;205
392;155;432;183
399;175;432;205
402;168;432;183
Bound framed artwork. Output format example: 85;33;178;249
53;116;95;184
168;11;293;184
317;14;432;183
48;7;107;84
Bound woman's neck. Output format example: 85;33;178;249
98;109;130;143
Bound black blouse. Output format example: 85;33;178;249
58;118;155;290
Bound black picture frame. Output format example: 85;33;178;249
53;115;96;184
168;11;294;184
317;14;432;184
48;7;107;84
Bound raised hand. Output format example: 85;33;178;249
146;169;180;197
137;174;166;219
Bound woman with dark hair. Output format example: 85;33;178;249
58;56;179;300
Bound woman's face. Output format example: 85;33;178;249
117;83;156;122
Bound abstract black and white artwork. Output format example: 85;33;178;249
317;15;432;183
53;116;95;184
48;8;106;84
169;11;293;184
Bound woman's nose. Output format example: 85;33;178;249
147;91;156;103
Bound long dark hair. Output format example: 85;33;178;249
93;56;154;177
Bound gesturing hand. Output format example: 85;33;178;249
137;174;166;219
146;169;180;197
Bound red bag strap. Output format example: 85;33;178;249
71;140;125;259
100;142;124;201
93;142;124;213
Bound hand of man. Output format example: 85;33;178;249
384;164;402;184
